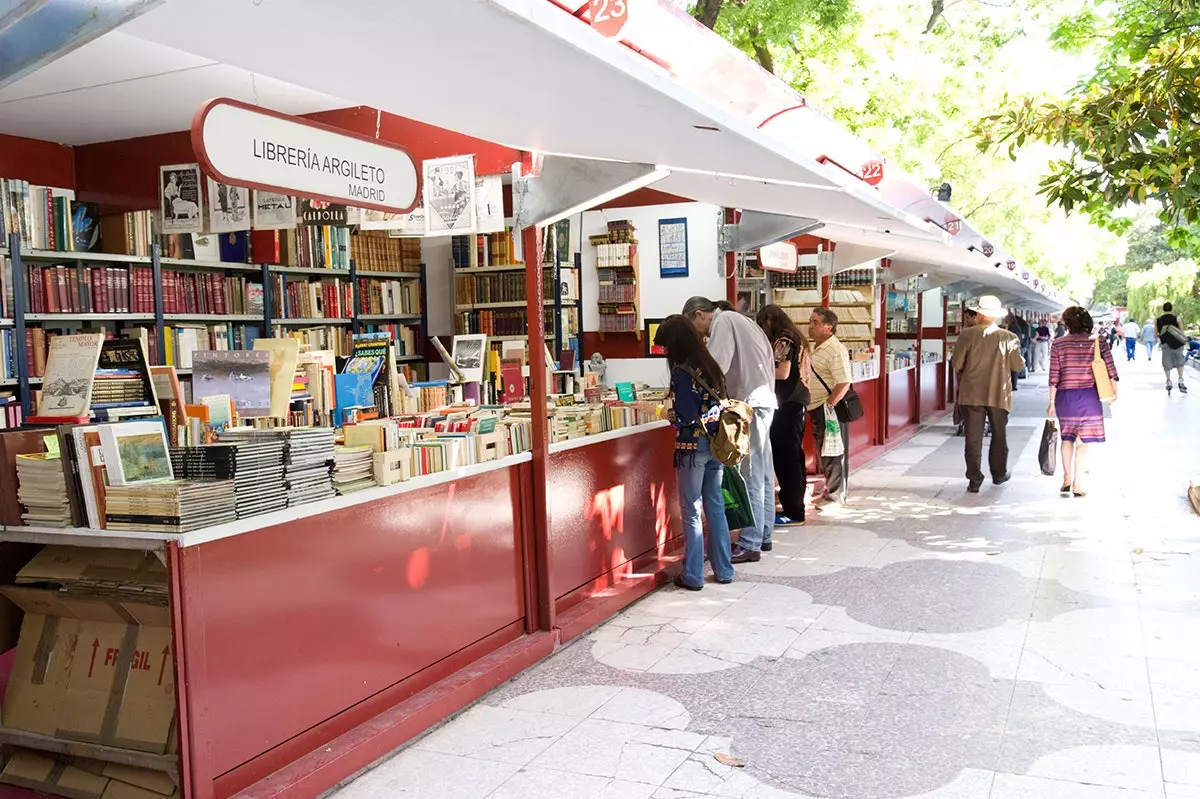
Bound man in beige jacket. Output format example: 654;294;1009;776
951;296;1027;493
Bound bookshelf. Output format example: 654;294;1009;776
590;220;640;338
3;233;431;414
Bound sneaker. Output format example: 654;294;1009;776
774;514;805;526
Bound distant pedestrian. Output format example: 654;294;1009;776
1157;302;1189;395
1123;318;1140;361
1033;321;1052;372
683;297;777;562
1048;306;1118;497
1055;318;1067;339
1141;319;1157;360
951;296;1025;494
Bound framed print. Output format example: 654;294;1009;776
644;318;666;358
658;217;688;278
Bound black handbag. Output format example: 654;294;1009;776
1038;419;1058;476
813;370;864;424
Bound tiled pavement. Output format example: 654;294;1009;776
331;355;1200;799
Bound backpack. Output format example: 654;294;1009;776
683;367;753;467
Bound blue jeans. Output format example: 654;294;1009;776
1126;338;1136;360
737;407;775;552
676;439;733;587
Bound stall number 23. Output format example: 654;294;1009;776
591;0;629;37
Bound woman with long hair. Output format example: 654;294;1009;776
1048;306;1118;497
654;315;735;590
756;304;811;526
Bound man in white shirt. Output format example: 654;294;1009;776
808;308;853;504
683;297;777;563
1122;318;1141;362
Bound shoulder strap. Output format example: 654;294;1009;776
812;368;833;394
682;365;725;402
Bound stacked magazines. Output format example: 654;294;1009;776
218;427;335;508
15;453;72;528
105;480;237;533
171;440;288;519
332;445;375;494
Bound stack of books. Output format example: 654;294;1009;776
15;453;72;527
219;427;335;508
171;440;288;519
332;445;375;494
104;479;237;533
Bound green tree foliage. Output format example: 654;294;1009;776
1089;215;1188;306
682;0;1125;296
977;0;1200;243
1126;259;1200;324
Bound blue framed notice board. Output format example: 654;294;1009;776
658;217;689;278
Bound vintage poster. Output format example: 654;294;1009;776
160;163;204;234
299;198;348;226
385;207;428;237
475;174;505;234
207;177;251;234
192;350;273;418
424;155;476;234
658;217;689;278
451;334;488;383
36;333;105;417
252;191;297;230
360;208;408;231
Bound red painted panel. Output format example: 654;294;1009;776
547;426;682;601
75;107;520;213
589;187;692;210
177;466;526;785
919;363;941;420
847;381;879;457
888;369;916;438
0;133;74;188
581;331;645;359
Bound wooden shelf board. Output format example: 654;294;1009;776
452;264;528;274
26;313;154;322
355;270;422;279
267;265;352;276
20;250;152;264
160;258;260;272
271;318;353;325
0;726;179;777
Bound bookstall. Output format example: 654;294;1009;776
0;2;1073;799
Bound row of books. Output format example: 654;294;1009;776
361;322;421;358
772;267;820;289
1;179;78;252
597;307;639;332
593;242;638;268
26;263;152;315
454;309;552;337
451;229;518;269
0;394;21;428
1;329;15;382
597;281;637;303
454;271;531;305
271;274;354;320
164;271;262;316
358;277;421;316
350;231;421;273
163;323;263;369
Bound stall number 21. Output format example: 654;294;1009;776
591;0;628;37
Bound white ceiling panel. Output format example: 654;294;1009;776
0;60;346;144
657;170;940;237
117;0;841;187
0;30;211;103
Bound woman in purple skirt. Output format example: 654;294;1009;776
1047;306;1119;497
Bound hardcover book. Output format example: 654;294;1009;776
36;333;104;418
98;420;173;486
192;350;272;418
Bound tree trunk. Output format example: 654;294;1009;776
753;42;775;73
694;0;724;29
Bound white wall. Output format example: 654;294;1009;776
580;202;724;331
922;287;945;327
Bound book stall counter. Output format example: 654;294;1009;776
547;421;682;616
887;362;919;439
0;452;536;799
920;361;944;420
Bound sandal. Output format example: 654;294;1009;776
1060;483;1072;495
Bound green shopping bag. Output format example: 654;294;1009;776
722;466;756;530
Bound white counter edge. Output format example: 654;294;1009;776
548;420;671;454
1;452;534;551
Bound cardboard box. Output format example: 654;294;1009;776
16;547;167;596
1;750;108;799
2;587;175;754
0;750;177;799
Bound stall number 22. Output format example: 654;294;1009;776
591;0;629;37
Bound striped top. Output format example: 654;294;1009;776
1049;334;1118;390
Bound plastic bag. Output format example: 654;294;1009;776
1038;419;1058;476
721;466;755;530
821;406;844;458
